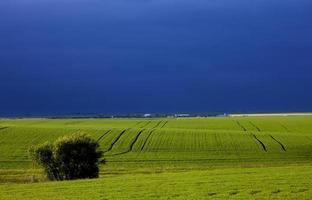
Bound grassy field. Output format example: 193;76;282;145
1;165;312;199
0;116;312;199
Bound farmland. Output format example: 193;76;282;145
0;116;312;199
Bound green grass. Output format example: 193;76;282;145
1;165;312;199
0;116;312;199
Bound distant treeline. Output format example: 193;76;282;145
46;113;228;119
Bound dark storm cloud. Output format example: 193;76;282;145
0;0;312;116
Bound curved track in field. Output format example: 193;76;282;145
160;121;168;128
252;134;267;152
112;129;146;156
97;130;111;142
279;123;291;132
104;129;129;153
140;129;156;151
140;121;151;128
152;121;163;129
270;135;287;151
235;121;247;131
249;121;261;132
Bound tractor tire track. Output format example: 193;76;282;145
249;121;261;132
103;129;129;153
235;121;247;132
140;121;151;128
279;123;290;132
160;121;168;128
270;135;286;151
252;134;267;152
97;130;111;142
112;129;146;156
128;129;145;151
132;121;143;128
235;121;261;154
152;121;163;129
140;129;156;151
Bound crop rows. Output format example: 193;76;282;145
0;117;312;168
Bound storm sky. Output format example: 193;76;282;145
1;0;312;116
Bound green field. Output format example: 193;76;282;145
0;116;312;199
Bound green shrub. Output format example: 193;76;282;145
30;133;103;181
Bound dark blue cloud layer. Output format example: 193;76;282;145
1;0;312;115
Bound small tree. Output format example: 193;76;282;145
30;133;103;181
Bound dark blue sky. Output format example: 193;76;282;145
1;0;312;116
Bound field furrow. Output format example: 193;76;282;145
103;129;129;153
97;130;112;142
138;129;156;151
270;135;287;151
110;129;146;156
0;116;312;169
235;121;247;131
160;121;168;128
152;121;163;129
140;121;151;128
249;121;261;132
252;134;267;152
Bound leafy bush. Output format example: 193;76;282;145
30;133;103;181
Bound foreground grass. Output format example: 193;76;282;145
1;165;312;199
